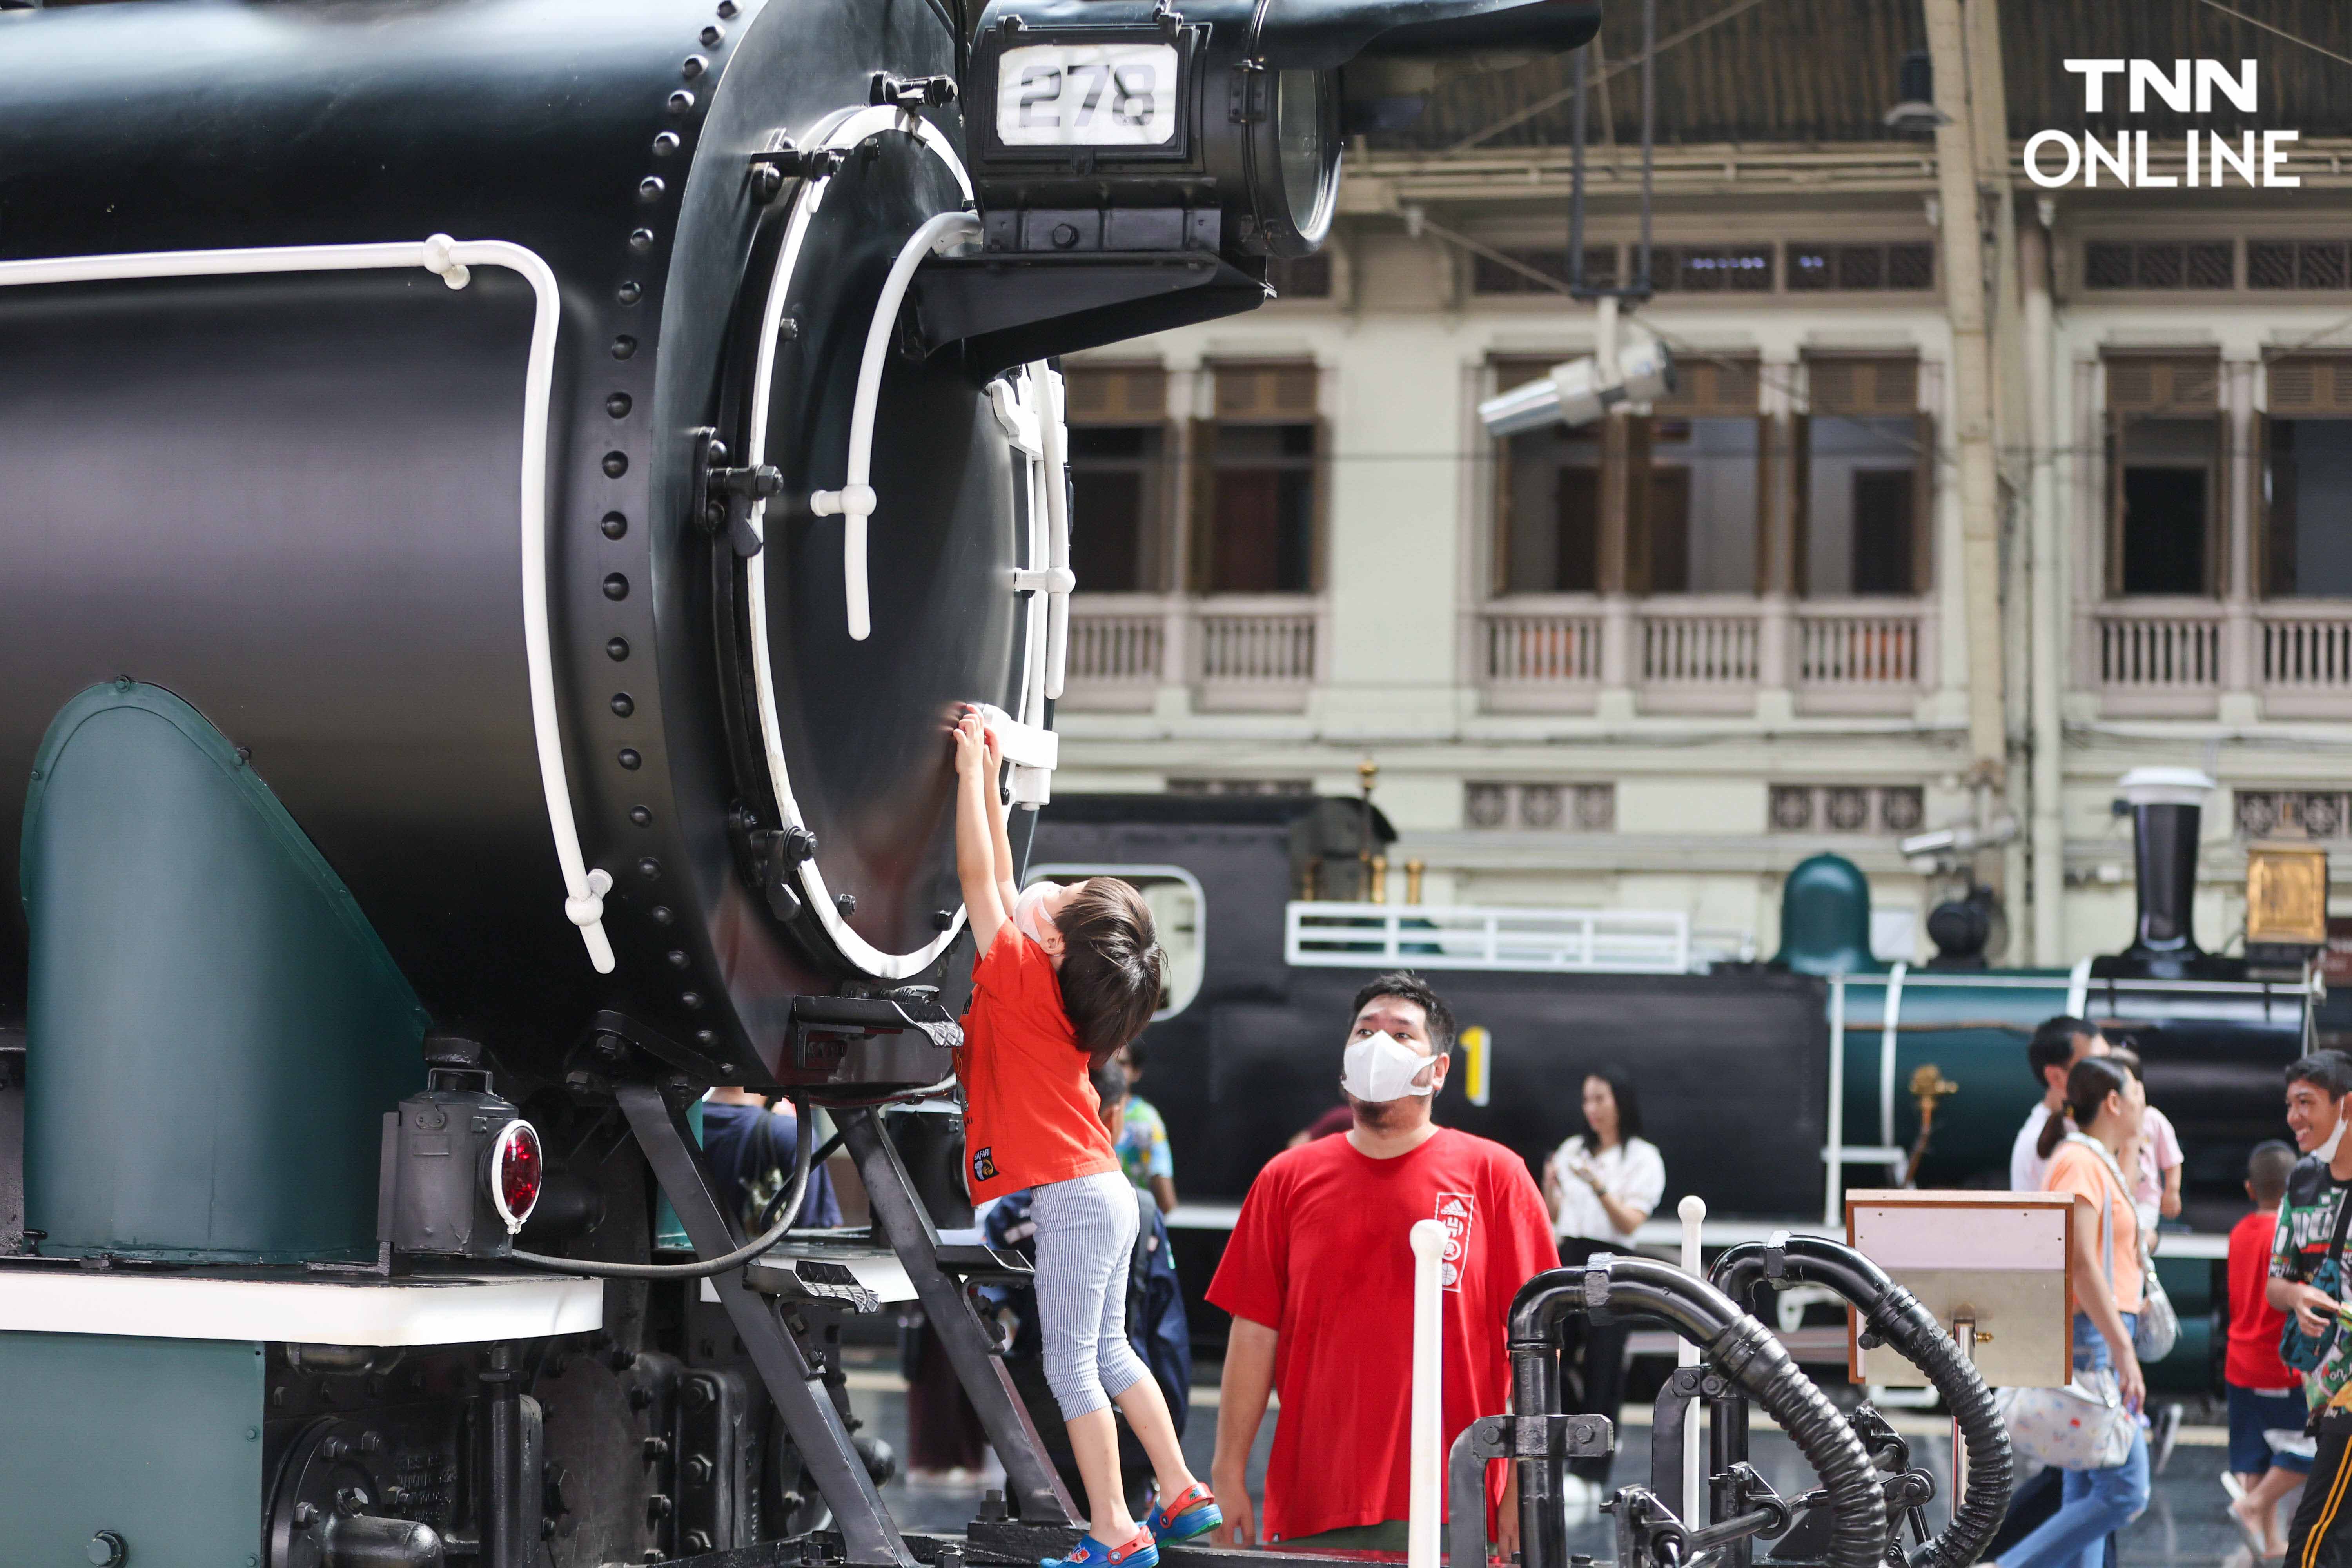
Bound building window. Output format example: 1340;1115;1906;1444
1800;357;1929;597
1787;242;1935;292
1192;363;1321;594
1064;365;1170;594
2106;355;2220;597
1650;244;1773;293
2083;240;2235;290
2264;358;2352;598
1167;778;1314;796
2250;241;2352;291
1267;253;1333;299
2238;791;2351;840
1465;781;1615;831
1768;784;1923;833
1492;358;1602;594
1472;246;1616;296
1636;358;1762;594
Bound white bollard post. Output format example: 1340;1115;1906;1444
1678;1195;1707;1522
1409;1218;1448;1568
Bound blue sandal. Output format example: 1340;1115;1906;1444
1040;1528;1159;1568
1148;1483;1223;1544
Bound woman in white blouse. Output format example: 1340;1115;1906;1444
1543;1068;1668;1495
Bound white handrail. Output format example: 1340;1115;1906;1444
1286;900;1690;974
811;211;984;641
0;236;614;974
1038;360;1075;699
1407;1218;1447;1568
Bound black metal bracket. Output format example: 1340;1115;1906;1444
690;427;779;559
1447;1414;1613;1568
731;807;815;924
785;992;959;1074
750;134;849;203
871;72;958;111
616;1082;915;1566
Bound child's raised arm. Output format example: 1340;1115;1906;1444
954;711;1013;953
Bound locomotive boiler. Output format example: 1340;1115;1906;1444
0;0;1617;1563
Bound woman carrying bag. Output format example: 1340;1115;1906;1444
1992;1056;2153;1568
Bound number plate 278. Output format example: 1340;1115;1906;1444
996;43;1179;147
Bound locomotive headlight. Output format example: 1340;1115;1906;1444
964;0;1593;265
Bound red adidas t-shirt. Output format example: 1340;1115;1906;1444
955;923;1118;1204
1207;1126;1559;1543
2228;1207;2296;1390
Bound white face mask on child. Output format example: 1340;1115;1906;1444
1012;882;1060;950
1343;1031;1436;1103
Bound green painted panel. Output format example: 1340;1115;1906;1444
21;683;429;1261
0;1332;265;1566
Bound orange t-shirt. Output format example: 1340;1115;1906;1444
2046;1138;2145;1315
955;923;1118;1204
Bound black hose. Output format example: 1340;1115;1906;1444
1512;1257;1887;1568
1712;1236;2011;1568
508;1094;815;1279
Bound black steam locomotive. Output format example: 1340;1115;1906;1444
0;0;1622;1565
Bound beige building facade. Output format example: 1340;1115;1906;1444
1046;2;2352;969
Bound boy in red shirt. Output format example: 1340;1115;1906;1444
2228;1139;2311;1555
952;712;1217;1568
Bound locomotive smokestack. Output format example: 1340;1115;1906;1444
2118;767;2215;964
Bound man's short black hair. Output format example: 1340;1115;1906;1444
2286;1052;2352;1098
1349;971;1457;1056
2027;1016;2096;1087
1090;1057;1130;1108
2250;1139;2298;1207
1122;1040;1147;1072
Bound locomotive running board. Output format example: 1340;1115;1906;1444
617;1082;918;1568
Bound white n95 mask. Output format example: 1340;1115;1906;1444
1012;882;1060;950
1343;1031;1436;1103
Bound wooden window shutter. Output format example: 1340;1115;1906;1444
1753;412;1774;595
1493;430;1515;597
1213;361;1318;421
1807;356;1917;416
1807;360;1856;415
2270;357;2352;416
2106;354;2220;414
1064;364;1168;424
1651;357;1760;418
1620;415;1655;594
1493;357;1557;395
1789;412;1811;595
1311;414;1332;594
1911;412;1935;593
1186;417;1218;593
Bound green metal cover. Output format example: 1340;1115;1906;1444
1772;852;1884;977
21;682;430;1261
0;1332;265;1565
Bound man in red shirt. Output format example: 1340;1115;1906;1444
1206;972;1559;1557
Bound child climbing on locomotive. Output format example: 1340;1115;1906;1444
950;708;1221;1568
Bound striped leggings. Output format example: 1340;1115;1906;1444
1031;1169;1151;1420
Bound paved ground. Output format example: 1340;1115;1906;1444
842;1356;2272;1566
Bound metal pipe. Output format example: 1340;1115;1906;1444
484;1341;520;1568
1708;1235;2012;1568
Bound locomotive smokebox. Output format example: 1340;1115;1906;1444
0;0;1064;1091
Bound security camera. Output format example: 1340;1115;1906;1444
1900;815;2018;860
1478;338;1674;436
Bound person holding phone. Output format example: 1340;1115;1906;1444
1989;1056;2151;1568
1541;1069;1665;1500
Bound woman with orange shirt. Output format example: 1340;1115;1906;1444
1989;1054;2152;1568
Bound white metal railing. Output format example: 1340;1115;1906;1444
1199;609;1316;684
2264;607;2352;690
1797;610;1919;685
2096;604;2223;690
1641;607;1760;684
1485;611;1603;683
1287;901;1691;973
1066;612;1164;684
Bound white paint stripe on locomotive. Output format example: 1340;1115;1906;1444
0;238;617;975
740;109;1000;981
0;1269;604;1346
